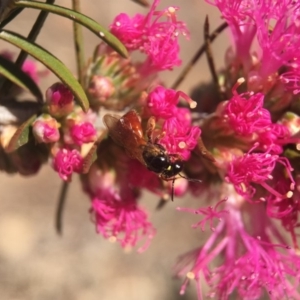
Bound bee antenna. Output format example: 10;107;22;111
179;173;202;183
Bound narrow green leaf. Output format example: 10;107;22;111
0;30;89;112
14;0;128;58
285;148;300;159
0;55;43;101
5;114;36;153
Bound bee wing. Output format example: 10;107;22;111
103;112;146;164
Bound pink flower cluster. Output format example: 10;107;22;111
176;193;300;300
32;83;97;181
168;0;300;299
53;148;83;181
110;0;189;72
226;143;295;199
10;0;300;299
146;85;200;160
208;0;300;92
71;0;197;254
87;164;156;252
91;195;155;252
32;115;60;144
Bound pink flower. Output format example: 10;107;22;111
256;123;291;154
254;2;300;79
217;80;292;154
127;159;162;195
144;85;200;160
52;148;83;181
87;75;115;102
266;174;300;247
177;199;228;231
269;195;299;230
143;28;182;71
146;85;178;118
146;86;197;119
206;0;254;26
175;192;300;299
280;67;300;95
22;60;40;83
158;115;201;160
170;176;188;197
207;1;300;82
110;13;145;50
206;0;256;71
221;91;271;136
110;0;189;72
225;143;294;199
84;162;156;252
175;107;193;127
211;240;300;299
46;82;74;117
86;164;118;199
32;115;60;143
90;193;156;252
69;122;97;146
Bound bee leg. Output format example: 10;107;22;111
171;178;175;201
160;174;179;201
156;192;170;210
153;131;166;144
146;116;167;143
146;116;156;142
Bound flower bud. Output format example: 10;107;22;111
169;176;188;196
32;114;60;143
279;112;300;136
88;75;115;102
87;164;118;198
69;121;97;146
46;83;74;117
22;60;40;83
63;117;97;146
52;148;83;181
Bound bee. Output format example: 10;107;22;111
103;110;184;198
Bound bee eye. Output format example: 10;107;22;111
173;162;183;173
143;154;169;173
163;161;183;177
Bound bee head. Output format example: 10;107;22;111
162;160;183;178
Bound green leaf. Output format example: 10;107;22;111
0;55;43;101
5;114;36;153
14;0;128;58
0;30;89;112
284;148;300;159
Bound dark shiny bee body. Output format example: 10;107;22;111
103;110;183;179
